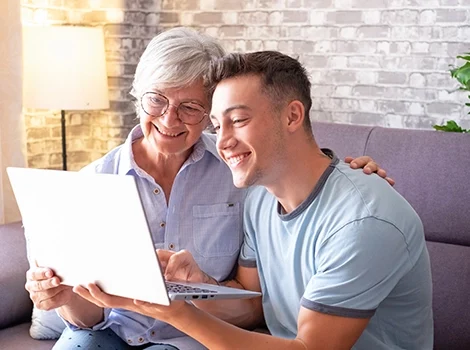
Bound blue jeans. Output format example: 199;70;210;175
52;328;179;350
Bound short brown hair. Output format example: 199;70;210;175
208;51;312;132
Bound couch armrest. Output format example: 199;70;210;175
0;221;32;329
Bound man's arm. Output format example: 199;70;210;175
73;261;369;350
163;303;369;350
157;249;264;328
192;265;263;328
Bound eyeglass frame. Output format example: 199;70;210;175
140;91;209;126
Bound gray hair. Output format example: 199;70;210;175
130;27;225;102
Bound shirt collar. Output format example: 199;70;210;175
117;126;222;175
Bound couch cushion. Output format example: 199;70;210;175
0;222;32;329
0;322;55;350
363;127;470;246
312;121;374;159
427;241;470;349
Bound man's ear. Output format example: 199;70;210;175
285;100;305;132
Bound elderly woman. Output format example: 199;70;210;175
25;27;389;350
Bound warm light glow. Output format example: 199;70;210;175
33;9;48;24
106;9;124;23
22;25;109;110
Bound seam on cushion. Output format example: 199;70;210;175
363;126;377;156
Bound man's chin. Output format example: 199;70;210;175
231;173;254;189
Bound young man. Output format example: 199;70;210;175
76;51;433;349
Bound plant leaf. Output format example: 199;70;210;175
451;62;470;90
450;62;470;90
433;120;468;133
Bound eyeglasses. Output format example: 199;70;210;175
140;92;208;125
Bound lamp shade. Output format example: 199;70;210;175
22;25;109;110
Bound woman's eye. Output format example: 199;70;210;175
182;105;198;112
150;97;165;105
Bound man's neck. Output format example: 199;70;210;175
265;146;332;214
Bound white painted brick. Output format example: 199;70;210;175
419;10;436;25
222;12;238;24
309;11;326;25
334;85;353;97
314;40;334;53
335;0;353;8
389;41;411;55
411;42;430;54
201;0;216;10
409;73;426;88
359;99;377;112
363;10;381;24
409;102;425;115
376;41;390;54
351;0;387;8
356;71;377;84
329;56;348;69
180;12;193;26
268;11;283;25
356;26;389;39
384;114;405;128
339;27;357;39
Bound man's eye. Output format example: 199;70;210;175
233;118;246;124
212;125;220;132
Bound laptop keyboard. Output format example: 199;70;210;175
166;281;218;294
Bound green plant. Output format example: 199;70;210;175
433;120;468;133
432;53;469;133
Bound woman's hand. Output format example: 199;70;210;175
158;249;215;284
25;262;74;311
345;156;395;186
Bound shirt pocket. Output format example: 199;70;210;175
192;202;242;258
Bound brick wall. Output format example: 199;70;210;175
21;0;160;170
160;0;470;130
22;1;470;169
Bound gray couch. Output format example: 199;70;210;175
1;121;469;349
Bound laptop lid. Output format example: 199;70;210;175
7;167;260;305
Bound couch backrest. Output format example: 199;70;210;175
312;121;470;349
0;221;32;329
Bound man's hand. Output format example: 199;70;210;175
73;283;189;324
157;249;216;284
345;156;395;186
25;262;74;311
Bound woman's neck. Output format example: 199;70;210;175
133;138;192;203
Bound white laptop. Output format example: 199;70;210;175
7;167;261;306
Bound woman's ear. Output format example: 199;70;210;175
286;100;305;132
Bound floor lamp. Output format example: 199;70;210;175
22;25;109;170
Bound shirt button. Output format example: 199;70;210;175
169;243;175;250
138;337;144;343
127;339;132;343
160;221;166;228
153;188;160;194
151;331;156;336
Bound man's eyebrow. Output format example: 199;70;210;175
210;105;252;120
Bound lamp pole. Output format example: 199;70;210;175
61;110;67;171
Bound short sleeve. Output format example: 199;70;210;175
238;208;257;268
302;217;412;318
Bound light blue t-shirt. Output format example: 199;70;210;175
66;125;246;345
240;153;433;349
